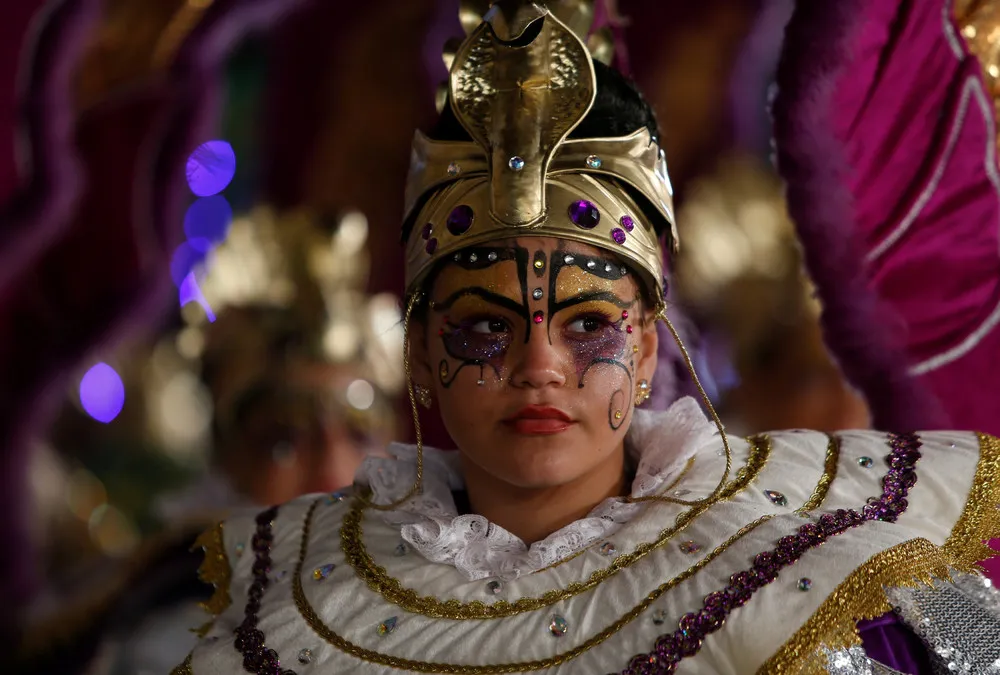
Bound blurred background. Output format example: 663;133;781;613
0;0;919;672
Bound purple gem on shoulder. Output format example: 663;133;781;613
447;205;474;235
611;227;627;244
568;200;600;229
620;215;635;232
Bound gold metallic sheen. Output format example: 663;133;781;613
193;522;231;632
449;6;596;227
956;0;1000;149
757;538;962;675
943;433;1000;569
340;437;771;620
294;498;769;673
170;653;193;675
796;434;840;513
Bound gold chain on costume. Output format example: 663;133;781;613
293;494;771;673
796;434;841;513
339;437;769;620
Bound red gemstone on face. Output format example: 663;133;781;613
533;311;544;324
626;325;633;334
622;310;628;319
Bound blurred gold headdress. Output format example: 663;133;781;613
403;0;676;302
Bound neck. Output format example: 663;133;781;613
459;446;629;545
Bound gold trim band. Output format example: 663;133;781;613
944;432;1000;568
341;436;771;619
294;496;770;673
797;434;841;513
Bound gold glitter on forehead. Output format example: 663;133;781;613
432;260;522;305
555;261;636;304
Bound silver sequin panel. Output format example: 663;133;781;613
825;646;908;674
886;571;1000;675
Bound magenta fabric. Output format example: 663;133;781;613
858;613;934;674
775;0;1000;570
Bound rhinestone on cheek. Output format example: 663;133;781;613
439;362;449;379
549;615;569;637
377;616;398;636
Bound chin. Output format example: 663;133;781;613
489;442;586;489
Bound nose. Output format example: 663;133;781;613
508;324;568;389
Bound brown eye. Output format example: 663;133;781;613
471;318;509;334
567;316;605;333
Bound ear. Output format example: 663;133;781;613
635;310;659;384
408;314;435;391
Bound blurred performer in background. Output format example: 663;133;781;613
17;208;401;675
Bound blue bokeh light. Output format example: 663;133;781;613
80;363;125;423
186;140;236;197
184;195;232;252
170;241;210;287
179;272;216;322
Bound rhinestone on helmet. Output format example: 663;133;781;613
611;227;626;244
446;204;474;235
568;199;600;229
508;156;525;171
585;154;602;168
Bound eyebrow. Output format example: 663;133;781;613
433;287;526;315
552;290;634;312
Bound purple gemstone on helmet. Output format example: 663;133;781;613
611;227;627;244
568;199;600;229
421;223;433;240
447;205;474;235
621;214;635;232
425;238;438;254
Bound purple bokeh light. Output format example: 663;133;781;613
170;242;210;287
185;140;236;197
179;272;216;322
79;363;125;424
184;195;232;252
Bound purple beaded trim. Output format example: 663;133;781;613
615;433;922;675
233;506;297;675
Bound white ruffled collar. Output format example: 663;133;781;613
355;396;718;581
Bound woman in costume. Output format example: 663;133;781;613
175;2;1000;673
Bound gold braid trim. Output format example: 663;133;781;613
192;521;232;636
170;652;193;675
295;493;771;673
797;434;841;513
757;538;963;675
341;436;772;619
944;432;1000;568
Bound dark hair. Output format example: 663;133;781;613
430;59;661;142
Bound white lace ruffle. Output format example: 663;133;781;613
355;396;718;581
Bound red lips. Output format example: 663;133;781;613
503;406;574;435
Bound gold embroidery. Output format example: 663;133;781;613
757;538;962;675
170;652;193;675
342;436;772;619
797;434;840;513
192;522;231;636
944;432;1000;569
294;495;770;673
